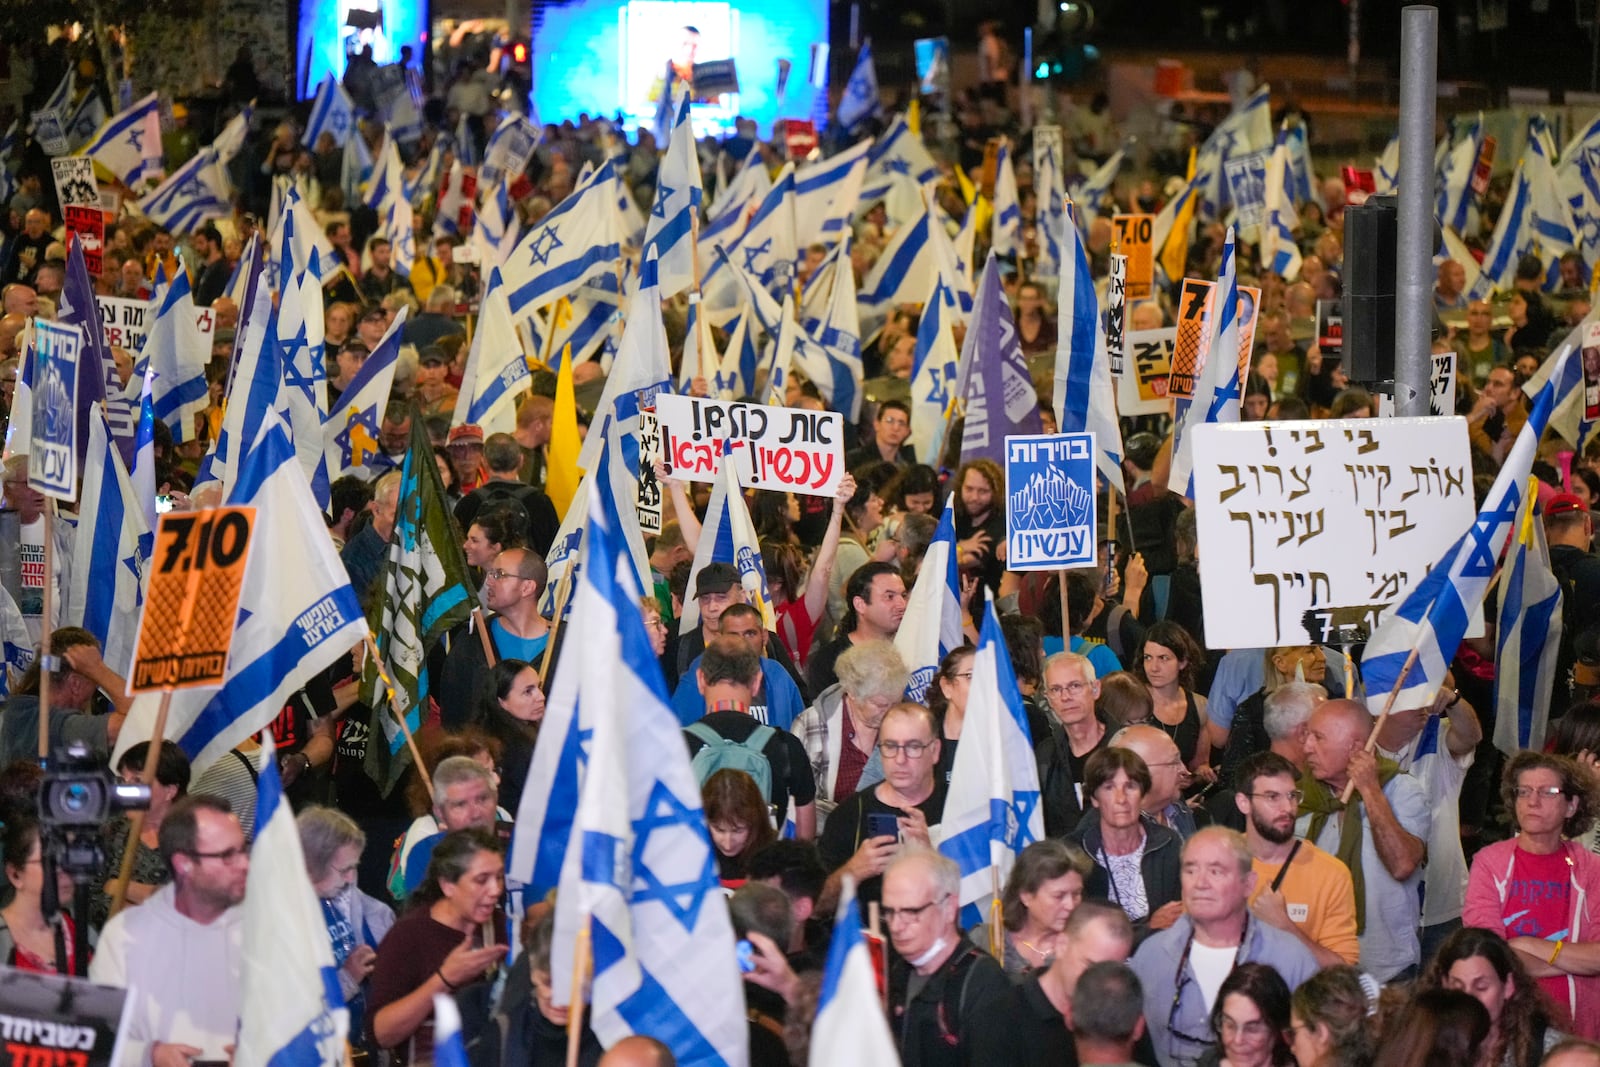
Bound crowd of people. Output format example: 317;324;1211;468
4;24;1600;1067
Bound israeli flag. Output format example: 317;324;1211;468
816;235;865;420
431;995;469;1067
112;410;368;775
857;208;938;341
1494;479;1563;754
131;367;158;541
130;266;210;442
80;91;162;188
837;41;880;134
1374;131;1401;196
60;405;150;679
704;163;798;311
1169;227;1244;499
809;876;900;1066
895;500;962;703
275;212;332;507
549;480;748;1067
325;308;406;480
379;193;417;276
268;182;342;286
678;296;721;392
1262;130;1303;281
1471;118;1577;299
138;148;232;236
1053;203;1126;494
63;91;108;152
698;148;770;272
858;116;940;217
451;113;479;166
574;251;671;479
795;138;872;247
1438;114;1484;237
991;142;1022;257
0;586;33;698
679;458;776;634
644;85;704;299
503;159;626;319
909;276;962;466
1034;145;1068;278
1286;120;1321;211
545;270;626;370
469;180;523;265
1364;346;1581;716
721;312;760;399
940;595;1044;928
303;75;356;149
452;268;532;435
211;106;254;168
716;247;846;412
1072;144;1126;235
235;735;349;1067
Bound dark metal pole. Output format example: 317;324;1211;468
1395;5;1438;416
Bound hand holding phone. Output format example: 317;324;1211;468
866;812;900;842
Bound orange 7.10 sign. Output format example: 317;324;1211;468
129;507;256;694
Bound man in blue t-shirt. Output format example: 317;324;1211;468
434;546;553;728
671;603;804;729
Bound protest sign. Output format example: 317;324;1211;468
1004;433;1097;570
51;158;98;208
130;506;256;692
1470;136;1497;200
781;119;819;160
1106;254;1127;376
692;60;741;97
1191;417;1474;648
1586;323;1600;421
33;110;68;156
481;118;539;187
656;394;845;497
1118;328;1176;416
1112;214;1154;300
0;966;131;1067
28;320;81;501
1223;150;1270;234
1431;351;1458;417
65;206;104;275
1168;279;1260;398
637;411;663;535
96;296;217;354
1033;126;1064;179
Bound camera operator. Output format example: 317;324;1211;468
0;627;132;767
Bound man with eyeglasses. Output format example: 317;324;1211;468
817;703;946;911
846;399;916;470
881;849;1009;1067
93;795;249;1067
1130;828;1318;1067
435;547;555;729
1234;751;1358;967
1298;698;1428;982
1465;752;1600;1038
1035;652;1109;837
1113;724;1201;840
670;603;805;730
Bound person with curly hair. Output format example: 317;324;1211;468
1420;926;1565;1067
952;458;1006;594
1464;752;1600;1039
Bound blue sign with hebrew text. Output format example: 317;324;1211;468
1005;432;1096;570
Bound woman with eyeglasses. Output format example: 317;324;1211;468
1464;752;1600;1039
1137;621;1215;783
1065;747;1183;938
1203;963;1295;1067
368;829;509;1064
298;807;394;1051
1288;965;1374;1067
926;646;975;786
968;839;1094;977
1418;926;1565;1067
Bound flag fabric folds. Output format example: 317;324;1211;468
1262;129;1303;281
1494;482;1563;754
678;459;776;634
644;86;704;299
324;308;406;481
361;413;481;793
1169;227;1244;499
454;268;535;435
1052;207;1126;494
548;480;748;1067
894;500;963;703
303;74;357;148
138;148;233;235
79;92;162;188
235;736;349;1067
112;411;367;775
959;255;1043;468
1470;119;1577;299
837;42;880;134
808;876;901;1066
133;266;210;441
1363;346;1581;715
503;159;626;319
939;595;1044;928
990;143;1021;257
908;277;961;469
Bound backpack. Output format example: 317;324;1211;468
687;722;777;799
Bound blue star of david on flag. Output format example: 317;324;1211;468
629;781;719;930
528;226;564;267
652;182;675;219
334;405;383;469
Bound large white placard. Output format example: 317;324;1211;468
656;393;846;497
1192;417;1475;648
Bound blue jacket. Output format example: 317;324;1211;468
671;655;805;730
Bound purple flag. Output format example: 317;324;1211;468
957;254;1042;466
58;238;137;468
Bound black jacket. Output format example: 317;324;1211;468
888;943;1010;1067
1064;808;1184;943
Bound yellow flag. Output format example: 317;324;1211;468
908;98;922;136
1159;147;1198;283
954;165;976;206
545;343;582;519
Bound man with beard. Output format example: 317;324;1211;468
1234;751;1358;967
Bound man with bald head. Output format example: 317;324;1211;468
1111;724;1200;839
1298;698;1429;982
597;1036;676;1067
0;315;26;359
1;284;38;318
4;212;52;286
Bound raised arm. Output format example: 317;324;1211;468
803;475;856;621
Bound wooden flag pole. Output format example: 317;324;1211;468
108;688;174;918
472;606;499;666
1058;569;1073;649
540;565;576;681
37;500;54;762
565;913;592;1067
1339;645;1421;804
364;631;434;796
